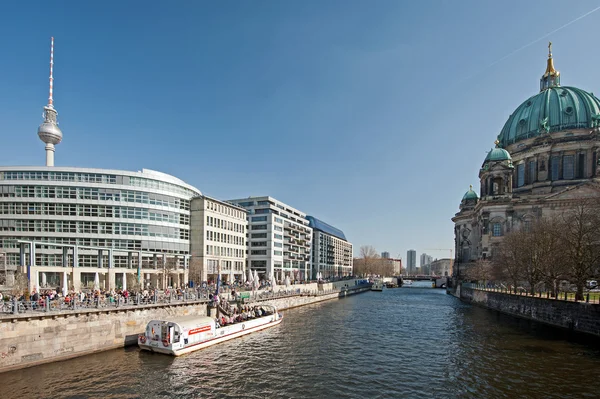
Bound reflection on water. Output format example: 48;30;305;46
1;287;600;398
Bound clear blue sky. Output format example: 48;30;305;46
1;1;599;261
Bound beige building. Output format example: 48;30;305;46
189;196;247;284
452;45;600;277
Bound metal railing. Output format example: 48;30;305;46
0;291;210;317
465;283;600;304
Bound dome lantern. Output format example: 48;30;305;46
540;42;560;92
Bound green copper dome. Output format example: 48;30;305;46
498;86;600;147
484;147;511;162
462;186;478;202
497;45;600;147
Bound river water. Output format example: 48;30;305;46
2;283;600;399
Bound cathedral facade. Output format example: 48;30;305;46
452;44;600;276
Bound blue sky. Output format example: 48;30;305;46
1;1;599;261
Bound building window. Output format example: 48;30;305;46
517;164;525;187
551;156;560;180
577;153;585;179
251;216;267;222
251;224;267;230
523;220;531;232
563;155;574;180
492;223;502;237
528;161;536;184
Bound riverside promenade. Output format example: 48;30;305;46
0;279;371;373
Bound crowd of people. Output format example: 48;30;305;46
216;304;274;328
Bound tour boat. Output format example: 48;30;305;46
371;280;384;291
402;279;413;287
138;304;283;356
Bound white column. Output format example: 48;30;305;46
62;271;68;296
41;272;47;287
122;272;127;291
73;246;79;268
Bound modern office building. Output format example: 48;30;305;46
406;249;416;275
228;196;312;281
306;216;353;279
0;39;202;293
189;196;247;284
381;251;390;259
0;167;201;292
420;253;433;268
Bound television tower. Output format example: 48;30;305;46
37;37;62;166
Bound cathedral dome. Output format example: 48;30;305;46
462;186;478;202
496;45;600;148
497;86;600;147
484;147;511;163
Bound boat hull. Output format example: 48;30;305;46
139;314;282;356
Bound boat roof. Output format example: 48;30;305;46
151;315;214;326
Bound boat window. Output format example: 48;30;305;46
173;325;181;343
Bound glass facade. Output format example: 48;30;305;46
0;167;201;269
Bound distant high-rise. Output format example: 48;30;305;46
420;253;433;267
381;251;390;259
406;250;416;275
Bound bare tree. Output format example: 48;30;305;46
189;257;204;287
162;257;179;290
11;271;29;298
556;200;600;301
534;218;567;297
492;232;524;293
466;259;493;283
354;245;379;276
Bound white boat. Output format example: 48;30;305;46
138;304;282;356
402;279;413;286
371;280;384;291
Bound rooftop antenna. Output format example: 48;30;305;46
37;37;63;166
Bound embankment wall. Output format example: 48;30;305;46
459;286;600;337
0;285;369;373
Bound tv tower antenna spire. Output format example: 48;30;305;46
37;37;63;166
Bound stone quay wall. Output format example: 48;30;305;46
0;284;370;373
459;285;600;337
0;301;208;373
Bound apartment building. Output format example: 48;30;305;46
189;196;247;284
228;196;312;282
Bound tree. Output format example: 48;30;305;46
11;271;29;298
162;257;179;290
534;218;566;297
492;231;524;293
556;199;600;301
466;259;493;283
354;245;379;276
188;257;204;287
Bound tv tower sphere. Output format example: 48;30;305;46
37;37;62;167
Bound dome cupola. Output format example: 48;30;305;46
484;141;512;163
462;185;478;203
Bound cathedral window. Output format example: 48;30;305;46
563;155;574;180
517;164;525;187
492;223;502;237
551;156;560;180
528;161;536;184
577;154;585;178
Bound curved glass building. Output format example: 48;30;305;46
0;166;201;291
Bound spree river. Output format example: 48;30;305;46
2;283;600;399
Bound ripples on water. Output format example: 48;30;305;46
2;284;600;399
